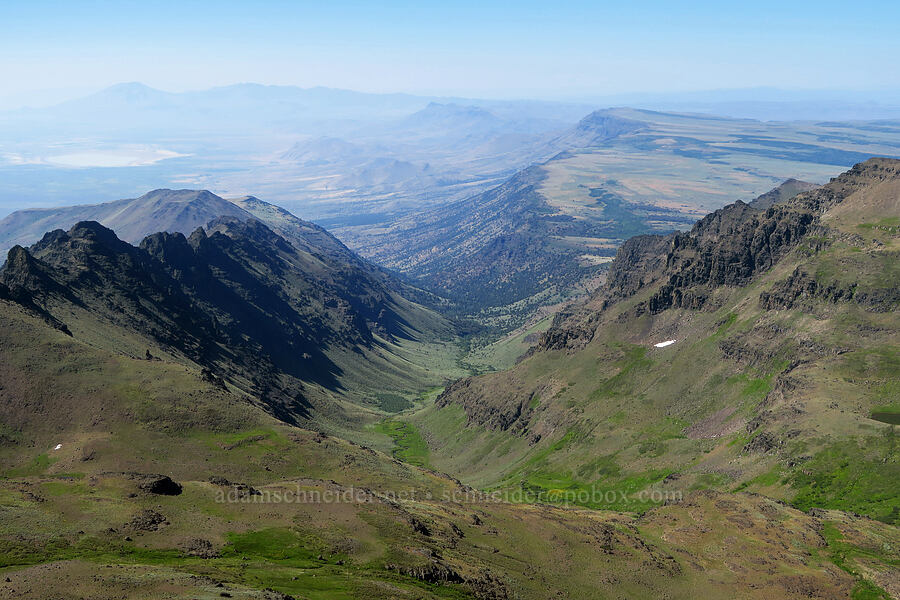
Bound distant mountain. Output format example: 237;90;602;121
749;178;819;209
62;81;178;108
0;189;252;251
419;159;900;527
550;109;647;149
0;82;593;138
280;136;366;165
345;162;698;313
336;157;437;189
399;102;504;136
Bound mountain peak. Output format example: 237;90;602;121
749;178;819;210
86;82;172;104
5;245;33;272
404;102;501;128
67;220;123;245
136;189;223;203
552;110;647;149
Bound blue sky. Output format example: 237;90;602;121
2;0;899;103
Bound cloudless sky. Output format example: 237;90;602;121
2;0;899;104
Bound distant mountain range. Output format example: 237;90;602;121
0;82;593;137
0;189;251;250
338;106;900;314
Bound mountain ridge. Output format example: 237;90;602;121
414;158;899;529
0;213;456;424
0;189;253;251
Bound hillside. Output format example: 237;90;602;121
410;159;899;534
346;164;697;318
0;189;252;251
0;188;428;303
0;215;457;427
0;238;896;599
338;108;900;321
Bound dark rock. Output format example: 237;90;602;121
742;432;783;455
140;475;182;496
182;538;218;558
409;517;431;536
126;509;168;532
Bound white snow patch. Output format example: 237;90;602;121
53;443;62;450
653;340;677;348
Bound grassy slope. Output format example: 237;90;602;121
2;298;897;599
414;171;900;527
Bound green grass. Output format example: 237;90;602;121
509;466;671;513
589;345;652;400
734;464;784;492
0;535;184;569
3;453;56;477
374;420;430;468
857;217;900;234
0;528;471;599
821;523;892;600
713;312;738;337
220;528;323;565
789;433;899;524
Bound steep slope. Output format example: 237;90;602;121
351;164;695;319
548;109;647;149
0;217;455;425
0;189;253;251
415;159;900;527
343;107;869;318
0;188;438;310
1;288;897;600
749;178;819;210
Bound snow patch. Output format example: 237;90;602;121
653;340;676;348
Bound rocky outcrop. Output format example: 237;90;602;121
534;178;829;349
126;509;169;531
749;179;818;210
760;266;900;312
0;216;452;422
435;377;534;433
645;203;817;313
605;233;673;301
384;561;464;584
140;475;183;496
383;562;509;599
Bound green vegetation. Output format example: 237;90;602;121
375;393;414;413
821;523;893;600
857;217;900;234
221;528;324;564
4;453;56;478
374;420;431;467
789;433;899;524
2;161;900;598
589;345;652;400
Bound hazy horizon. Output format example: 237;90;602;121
4;80;900;112
3;0;900;109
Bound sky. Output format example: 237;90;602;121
2;0;900;106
